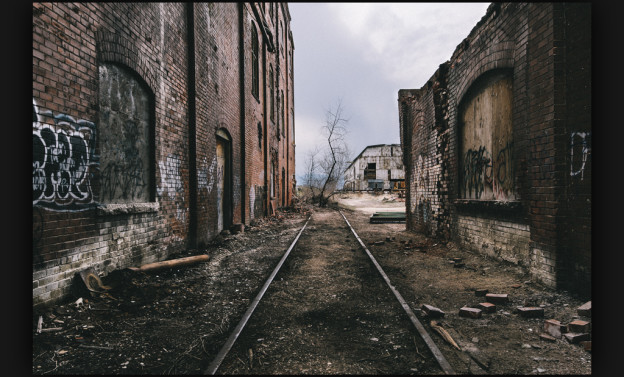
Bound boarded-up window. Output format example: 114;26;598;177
364;163;376;180
459;70;515;201
98;63;153;204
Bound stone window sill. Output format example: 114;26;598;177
453;199;523;214
96;202;159;216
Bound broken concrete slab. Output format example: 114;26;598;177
577;301;591;317
230;223;245;234
485;293;509;304
459;307;482;319
421;304;445;318
544;319;563;338
517;307;544;318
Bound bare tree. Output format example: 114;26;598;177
302;146;321;202
306;99;351;207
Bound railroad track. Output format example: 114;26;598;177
204;209;454;375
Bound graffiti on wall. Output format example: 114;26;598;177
570;132;591;180
98;63;152;204
492;141;514;198
99;119;148;202
462;146;491;199
462;142;514;200
198;156;217;195
33;100;97;210
158;154;186;223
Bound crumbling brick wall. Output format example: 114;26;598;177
33;3;295;308
399;3;591;297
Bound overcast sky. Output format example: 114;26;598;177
288;2;491;182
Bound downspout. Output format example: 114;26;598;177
261;7;268;219
238;2;247;224
187;3;197;248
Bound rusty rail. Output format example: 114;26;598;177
339;210;455;375
204;215;311;375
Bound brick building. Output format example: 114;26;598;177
398;3;591;297
343;144;405;191
33;3;295;307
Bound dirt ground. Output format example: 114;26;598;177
31;192;591;375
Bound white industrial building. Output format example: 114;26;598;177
343;144;405;191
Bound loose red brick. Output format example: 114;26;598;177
577;301;591;317
517;307;544;318
459;306;482;319
478;302;496;313
421;304;445;318
567;320;590;333
539;333;557;342
564;332;590;344
544;319;563;338
485;293;509;304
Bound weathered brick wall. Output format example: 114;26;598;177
33;2;295;308
399;3;591;297
556;3;592;296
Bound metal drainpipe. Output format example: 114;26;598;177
187;3;197;248
238;2;247;224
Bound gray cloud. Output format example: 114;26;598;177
290;3;490;182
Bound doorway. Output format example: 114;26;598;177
216;129;232;233
282;168;286;207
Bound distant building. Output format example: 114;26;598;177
343;144;405;191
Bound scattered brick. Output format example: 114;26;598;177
452;257;463;263
544;319;563;338
564;332;590;344
511;284;522;289
517;307;544;318
478;302;496;313
374;241;385;246
421;304;445;318
453;262;465;268
475;289;489;297
577;301;591;317
459;306;482;319
568;320;590;333
539;333;557;342
485;293;509;304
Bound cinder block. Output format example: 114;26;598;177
564;332;590;344
421;304;445;318
475;289;489;297
478;302;496;313
459;306;482;319
544;319;563;338
517;307;544;318
577;301;591;317
568;320;590;333
485;293;509;304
